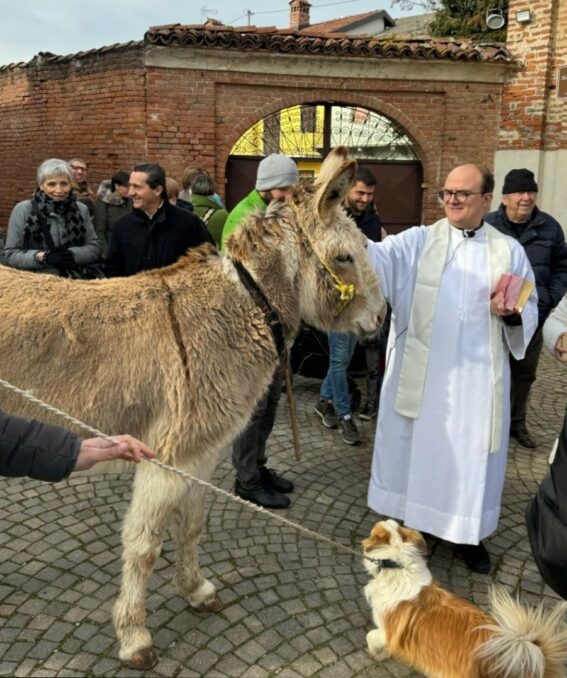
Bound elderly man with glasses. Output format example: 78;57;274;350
365;163;538;574
68;157;95;216
485;169;567;449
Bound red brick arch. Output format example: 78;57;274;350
217;91;434;189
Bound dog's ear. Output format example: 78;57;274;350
399;526;428;556
362;522;391;552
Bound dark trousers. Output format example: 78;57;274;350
510;327;543;431
232;368;283;489
364;344;385;411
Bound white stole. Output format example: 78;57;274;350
395;219;511;453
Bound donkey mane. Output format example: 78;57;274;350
151;242;219;277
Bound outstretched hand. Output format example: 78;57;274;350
73;435;156;471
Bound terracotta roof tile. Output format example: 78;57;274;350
145;25;513;63
0;24;512;72
0;40;142;71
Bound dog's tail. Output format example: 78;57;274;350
475;586;567;678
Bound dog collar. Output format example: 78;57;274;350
374;558;403;572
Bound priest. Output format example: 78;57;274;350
366;164;538;573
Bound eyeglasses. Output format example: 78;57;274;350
437;189;484;203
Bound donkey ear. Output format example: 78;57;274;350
315;150;356;219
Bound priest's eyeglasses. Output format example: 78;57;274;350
438;189;484;203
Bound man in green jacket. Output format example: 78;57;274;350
222;154;299;508
221;154;299;251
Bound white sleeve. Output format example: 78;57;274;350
365;226;427;308
543;293;567;354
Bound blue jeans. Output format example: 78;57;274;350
320;331;358;418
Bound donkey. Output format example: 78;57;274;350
0;147;385;669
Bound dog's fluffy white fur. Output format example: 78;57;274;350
362;519;567;678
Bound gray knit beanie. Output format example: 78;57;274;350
255;154;299;191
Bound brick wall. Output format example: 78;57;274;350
494;0;567;224
0;46;146;230
0;43;506;232
500;0;565;151
144;64;503;225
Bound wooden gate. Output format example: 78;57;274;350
226;157;422;234
224;103;423;234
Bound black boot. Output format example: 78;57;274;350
260;467;294;493
459;541;491;574
235;481;290;509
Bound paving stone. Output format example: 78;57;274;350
234;639;266;664
0;362;564;676
3;642;34;664
13;658;39;677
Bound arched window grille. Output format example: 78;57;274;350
230;103;418;161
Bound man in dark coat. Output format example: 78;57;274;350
0;409;155;481
485;168;567;448
106;163;213;276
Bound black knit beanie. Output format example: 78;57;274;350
502;168;538;194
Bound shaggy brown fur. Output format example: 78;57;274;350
0;147;385;670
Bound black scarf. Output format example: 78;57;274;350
23;188;86;250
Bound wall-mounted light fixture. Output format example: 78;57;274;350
486;8;506;30
515;9;533;24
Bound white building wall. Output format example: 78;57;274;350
493;150;567;232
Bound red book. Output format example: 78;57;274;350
493;273;534;313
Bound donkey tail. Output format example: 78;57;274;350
475;586;567;678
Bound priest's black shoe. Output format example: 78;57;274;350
260;467;294;494
510;427;537;449
235;481;290;509
460;542;491;574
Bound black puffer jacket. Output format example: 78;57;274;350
0;409;80;481
346;204;382;242
485;205;567;326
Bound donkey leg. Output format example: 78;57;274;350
112;466;184;670
170;484;223;612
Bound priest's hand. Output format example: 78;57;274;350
490;291;515;317
555;333;567;363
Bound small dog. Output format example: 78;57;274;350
362;519;567;678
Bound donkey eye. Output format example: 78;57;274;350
335;254;353;264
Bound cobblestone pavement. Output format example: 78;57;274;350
0;352;565;677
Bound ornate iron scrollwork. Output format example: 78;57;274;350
230;104;417;161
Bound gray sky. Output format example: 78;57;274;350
0;0;415;66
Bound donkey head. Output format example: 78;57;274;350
226;147;385;339
290;147;386;338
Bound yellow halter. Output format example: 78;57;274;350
287;202;356;317
318;258;356;316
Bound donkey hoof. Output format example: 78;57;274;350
123;646;158;671
196;593;224;612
